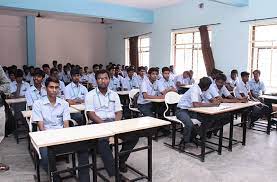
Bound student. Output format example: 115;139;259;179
64;68;88;125
23;66;32;83
115;66;124;82
208;69;223;84
81;66;90;83
169;65;176;80
61;66;71;84
32;77;90;182
176;71;190;88
189;70;195;85
204;73;247;103
122;67;139;91
10;69;30;98
50;68;66;96
85;69;138;178
137;67;164;117
157;67;177;95
135;66;147;86
25;69;47;109
234;71;270;127
52;60;58;68
176;77;220;149
42;64;50;83
57;64;63;80
108;67;122;91
249;70;265;98
226;69;239;91
88;64;100;86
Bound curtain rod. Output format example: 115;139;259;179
172;23;221;31
240;17;277;23
124;32;152;39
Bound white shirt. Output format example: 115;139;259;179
226;77;239;88
24;73;32;82
25;85;47;107
32;96;71;130
177;84;204;109
157;77;176;93
58;71;63;81
62;72;71;83
203;83;231;102
249;79;265;97
135;75;148;87
122;76;139;91
234;80;250;98
59;81;66;95
85;88;122;120
64;82;88;100
176;75;190;85
10;81;30;97
88;73;97;86
80;73;90;83
109;76;122;91
137;79;160;105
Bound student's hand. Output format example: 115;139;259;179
158;95;165;99
212;99;221;106
240;97;248;103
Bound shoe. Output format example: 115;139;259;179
119;162;128;173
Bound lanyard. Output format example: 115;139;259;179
71;83;81;98
96;90;112;108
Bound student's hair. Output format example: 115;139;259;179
115;66;120;70
108;66;116;71
84;66;88;69
50;68;59;75
45;76;60;87
241;71;250;77
70;68;80;76
253;69;261;75
231;69;238;75
52;60;57;64
215;73;227;82
162;67;170;73
15;69;24;78
138;66;145;72
34;69;45;78
42;64;50;69
127;67;135;73
92;64;99;69
95;69;110;80
148;67;159;75
8;70;15;76
198;77;212;89
211;68;223;75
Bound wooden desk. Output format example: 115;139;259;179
22;107;80;119
100;117;170;182
259;95;277;134
116;91;130;96
30;124;114;182
5;97;26;104
180;85;193;89
70;104;85;111
145;98;165;103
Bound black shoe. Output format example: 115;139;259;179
119;162;128;173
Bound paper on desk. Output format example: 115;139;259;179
218;105;232;110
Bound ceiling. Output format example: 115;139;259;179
101;0;185;9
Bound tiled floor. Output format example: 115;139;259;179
0;120;277;182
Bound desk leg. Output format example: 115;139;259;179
267;115;271;135
148;135;152;182
114;135;120;182
242;112;247;145
218;127;223;155
228;114;234;151
47;148;56;182
92;148;97;182
200;126;206;162
172;122;176;147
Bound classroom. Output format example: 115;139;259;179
0;0;277;182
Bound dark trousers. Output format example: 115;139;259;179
138;103;166;118
70;113;85;125
40;148;90;182
250;104;271;123
175;109;195;143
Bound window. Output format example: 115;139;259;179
124;36;150;67
249;24;277;91
138;36;150;67
172;30;211;80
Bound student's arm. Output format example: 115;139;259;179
115;111;122;121
32;101;45;131
143;92;164;99
87;111;104;124
192;101;220;107
114;94;123;121
85;93;104;124
63;102;71;128
37;121;45;131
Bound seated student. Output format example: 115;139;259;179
88;64;100;87
234;71;270;127
135;66;147;86
42;64;50;84
52;60;58;69
169;65;176;80
8;70;16;86
32;77;90;182
176;77;220;149
61;65;71;84
50;68;66;96
10;69;30;98
115;66;124;82
189;70;195;85
23;66;32;83
226;69;239;91
157;67;177;94
208;69;223;84
108;66;122;91
122;67;139;91
80;66;90;83
249;69;265;99
25;69;47;109
137;67;165;117
176;71;190;88
64;68;88;125
85;70;139;178
57;64;63;80
204;73;247;103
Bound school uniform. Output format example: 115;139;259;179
24;73;32;83
32;96;90;182
157;77;176;93
59;80;66;96
80;73;90;83
85;88;138;176
176;75;190;85
189;78;195;85
64;82;88;125
62;72;71;83
203;83;231;102
10;81;30;97
169;72;176;81
249;79;265;98
25;85;47;107
234;80;250;99
135;75;148;87
108;76;122;91
226;77;239;88
122;76;139;91
58;71;63;81
88;72;97;86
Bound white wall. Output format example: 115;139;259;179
107;0;277;74
36;18;107;68
0;15;26;67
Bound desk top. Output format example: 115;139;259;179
70;104;85;111
145;98;165;103
100;116;170;134
5;98;26;104
180;85;193;89
259;95;277;101
188;101;260;115
22;107;80;118
116;91;130;96
29;124;114;149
